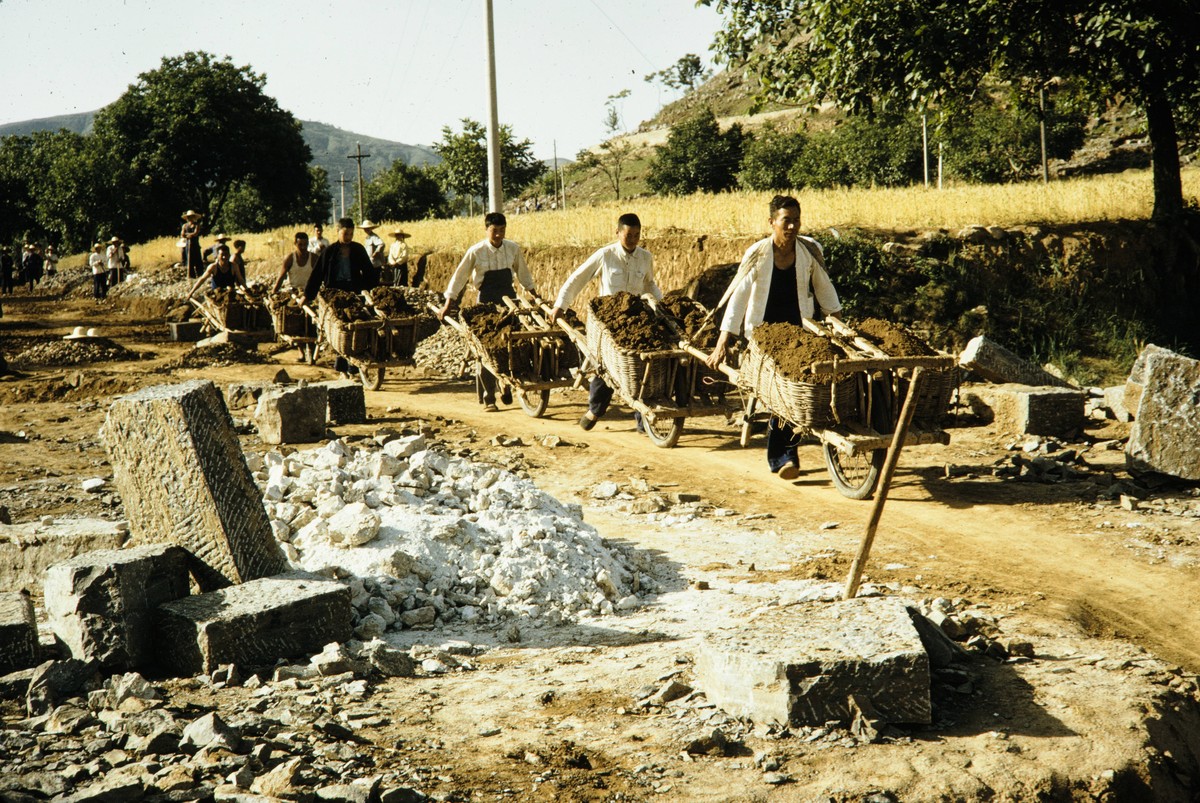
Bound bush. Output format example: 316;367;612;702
737;123;807;191
647;107;747;195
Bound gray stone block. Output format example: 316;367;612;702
1102;385;1133;422
958;335;1075;388
0;591;39;674
693;597;930;727
0;518;128;594
155;572;352;676
1124;343;1179;419
222;381;271;411
102;380;287;591
255;385;328;445
44;544;191;670
319;380;367;425
1127;351;1200;481
961;383;1085;436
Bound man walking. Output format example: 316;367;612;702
387;229;410;286
550;213;662;431
303;217;379;376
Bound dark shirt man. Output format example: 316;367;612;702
303;217;378;303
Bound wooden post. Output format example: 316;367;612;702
843;367;925;600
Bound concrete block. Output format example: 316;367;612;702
1127;351;1200;481
693;597;930;727
958;336;1075;388
0;517;128;593
0;591;39;673
155;572;352;676
102;380;287;591
44;544;191;670
960;383;1085;436
222;382;271;411
319;380;367;425
167;321;204;342
1124;344;1179;419
255;385;328;445
1102;385;1133;422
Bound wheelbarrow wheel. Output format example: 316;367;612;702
644;415;684;449
360;365;385;391
823;442;885;500
518;388;550;417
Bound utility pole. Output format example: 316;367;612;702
921;113;929;188
484;0;503;213
1039;85;1049;183
338;172;350;219
553;140;561;210
347;142;371;222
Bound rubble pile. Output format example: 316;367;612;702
105;272;192;301
254;436;657;635
11;338;142;368
164;342;270;369
412;325;471;378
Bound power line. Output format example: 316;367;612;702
585;0;659;71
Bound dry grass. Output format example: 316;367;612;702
118;166;1198;301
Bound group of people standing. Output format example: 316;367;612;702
87;237;129;301
2;242;60;295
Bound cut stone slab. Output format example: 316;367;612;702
1102;385;1133;423
0;517;128;593
155;572;352;676
694;597;930;727
1126;350;1200;481
1124;343;1179;419
319;380;367;425
958;336;1075;388
0;591;39;673
222;381;271;411
255;384;328;445
102;380;287;590
44;544;191;670
960;383;1085;436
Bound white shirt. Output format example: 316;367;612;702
309;236;329;255
89;252;105;276
388;240;409;265
285;251;315;291
106;244;123;271
444;239;534;301
719;235;842;337
364;233;385;267
554;242;661;310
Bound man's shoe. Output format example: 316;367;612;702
484;403;499;412
500;386;513;405
579;412;597;431
777;461;800;481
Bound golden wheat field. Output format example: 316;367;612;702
120;166;1199;301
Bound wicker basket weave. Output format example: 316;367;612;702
269;305;310;337
907;368;957;424
317;297;376;356
738;339;857;429
585;314;672;401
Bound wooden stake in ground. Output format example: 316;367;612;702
843;367;925;600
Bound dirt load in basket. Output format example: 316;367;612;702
462;303;526;376
368;286;417;317
753;322;848;384
660;293;719;348
320;288;372;323
683;262;738;311
589;292;675;352
851;317;937;357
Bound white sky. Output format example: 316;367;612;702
0;0;725;159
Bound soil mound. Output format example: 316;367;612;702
165;342;269;369
853;317;936;357
660;294;719;348
319;288;371;323
753;322;845;381
685;262;739;310
368;286;418;317
11;337;142;368
589;292;675;352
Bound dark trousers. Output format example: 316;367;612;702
766;416;800;472
588;376;614;417
390;263;408;287
476;365;498;405
93;273;108;300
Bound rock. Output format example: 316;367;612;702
255;385;328;445
102;380;288;591
181;712;242;753
55;777;144;803
361;640;415;677
591;482;620;500
400;606;436;628
250;756;303;798
684;728;743;756
958;336;1075;388
648;679;692;706
326;502;381;547
81;478;107;493
222;382;270;411
155;572;352;676
316;780;378;803
1102;385;1133;422
26;658;97;716
0;591;39;674
1124;343;1177;418
848;693;887;742
960;383;1085;437
319;380;367;426
1126;350;1200;481
44;544;190;671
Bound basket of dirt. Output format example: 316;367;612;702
586;292;678;401
317;289;379;357
266;291;311;337
851;317;956;424
364;287;430;360
740;322;858;429
461;303;527;377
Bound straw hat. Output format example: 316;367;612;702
109;236;122;244
86;328;99;337
391;230;410;238
182;210;204;221
64;326;88;340
214;233;230;242
359;220;378;230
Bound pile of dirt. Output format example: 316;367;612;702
589;292;676;352
462;303;536;377
10;337;143;368
852;317;937;357
661;293;719;348
684;262;738;310
753;322;846;381
164;342;270;369
319;288;372;323
241;282;269;303
368;286;418;317
265;290;302;312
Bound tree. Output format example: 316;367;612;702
647;107;747;195
91;51;317;240
737;123;808;191
577;91;636;200
645;54;711;93
359;160;447;222
702;0;1200;221
431;119;545;213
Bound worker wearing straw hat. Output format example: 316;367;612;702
360;220;386;278
181;210;204;278
387;229;411;287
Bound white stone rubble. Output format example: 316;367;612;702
255;436;656;632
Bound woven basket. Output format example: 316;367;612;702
384;317;420;360
269;305;310;337
585;314;672;401
907;368;957;424
739;339;857;429
317;297;376;356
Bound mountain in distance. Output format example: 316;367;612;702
0;112;439;189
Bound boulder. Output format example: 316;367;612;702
255;385;328;445
1126;350;1200;481
0;591;39;674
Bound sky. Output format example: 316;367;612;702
0;0;726;160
